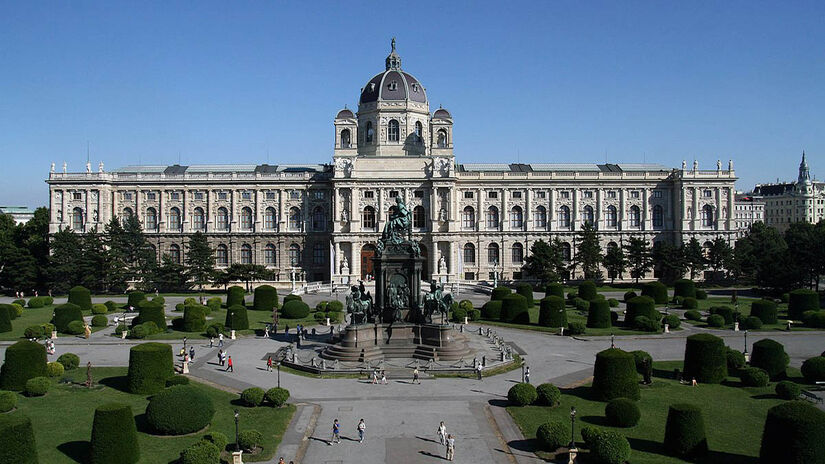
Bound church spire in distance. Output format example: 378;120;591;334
385;37;402;71
799;151;811;184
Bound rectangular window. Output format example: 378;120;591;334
463;191;474;199
364;190;374;199
123;192;133;201
560;191;570;199
653;190;662;198
313;246;324;265
73;192;82;200
170;191;180;200
630;191;640;199
194;192;204;200
265;191;276;200
464;272;475;280
488;191;498;199
217;192;228;200
290;190;301;200
536;191;546;199
583;191;593;199
241;191;252;200
147;192;156;201
389;190;399;198
312;191;325;200
512;191;522;199
704;190;712;198
607;191;616;199
414;190;424;198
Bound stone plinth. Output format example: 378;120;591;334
321;322;471;362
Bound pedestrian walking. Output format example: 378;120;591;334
357;418;365;443
525;366;530;384
209;336;214;348
437;421;447;445
329;419;341;445
278;458;285;464
446;434;455;461
476;363;483;381
267;356;273;372
217;349;224;366
264;324;270;339
189;346;195;361
218;333;224;347
413;367;420;384
226;356;234;372
381;370;388;385
371;369;378;384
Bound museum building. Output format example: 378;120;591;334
46;41;737;285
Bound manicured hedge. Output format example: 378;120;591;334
24;376;49;397
709;305;735;324
500;294;529;324
182;305;207;332
578;281;597;301
507;383;538;406
253;285;278;311
105;300;118;312
68;285;92;311
224;305;250;330
90;403;140;464
91;303;107;315
707;314;725;328
27;297;45;308
592;348;640;401
166;376;190;387
266;387;290;407
482;301;502;320
573;297;590;313
202;432;228;453
536;383;561;407
587;299;612;329
52;303;83;333
133;300;166;330
641;281;668;304
145;385;215;435
536;421;566;451
740;367;769;387
0;305;11;333
515;283;534;306
491;286;511;301
801;356;825;383
538;296;566;327
91;315;108;327
226;286;245;307
751;299;778;324
46;361;63;378
623;291;637;302
0;412;38;464
726;348;746;371
664;403;707;458
238;429;263;451
567;321;586;335
634;316;659;332
625;296;659;325
545;283;564;298
281;300;310;319
605;397;641;427
684;310;701;321
0;341;47;391
127;343;173;394
776;380;802;400
750;339;788;380
0;390;16;413
681;297;698;309
240;387;266;407
683;334;727;384
581;426;631;464
57;353;80;370
759;401;825;463
327;300;344;312
663;314;681;330
206;297;222;312
695;289;707;300
741;316;763;330
802;310;825;328
789;289;820;320
282;294;302;305
180;440;220;464
674;279;696;298
127;291;146;309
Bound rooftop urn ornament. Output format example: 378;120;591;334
728;159;734;171
62;161;67;173
693;159;698;172
50;162;55;174
98;161;104;173
717;159;722;171
86;160;91;173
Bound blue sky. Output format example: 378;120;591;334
1;1;823;207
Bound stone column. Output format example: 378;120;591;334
334;241;341;275
525;189;532;232
571;189;579;231
476;188;483;231
548;189;554;230
279;189;286;230
620;189;627;230
352;242;361;280
643;188;651;231
502;189;508;231
448;241;457;278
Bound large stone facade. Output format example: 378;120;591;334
46;41;737;285
754;152;825;233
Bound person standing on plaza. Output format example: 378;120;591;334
413;367;420;384
267;356;273;372
357;418;366;443
218;332;224;347
217;349;224;366
329;419;341;445
189;346;195;361
226;356;233;372
209;336;214;348
476;363;483;381
381;370;388;385
437;421;447;445
371;369;378;384
525;366;530;384
264;324;270;339
446;434;455;461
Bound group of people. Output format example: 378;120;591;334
208;332;225;348
328;418;367;445
370;369;388;385
216;349;233;372
438;421;457;461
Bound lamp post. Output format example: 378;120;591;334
610;333;615;349
234;409;240;451
743;330;749;362
521;359;526;383
569;406;577;449
277;361;281;388
492;260;499;288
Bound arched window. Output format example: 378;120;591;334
487;243;500;264
652;205;664;229
312;206;325;231
121;208;133;225
703;241;713;257
534;206;547;229
510;206;523;229
362;206;376;230
511;242;524;264
240;207;253;231
365;121;374;143
265;207;277;230
289;244;301;266
388;119;400;142
193;207;205;231
241;244;252;264
313;243;324;265
169;244;181;264
168;207;181;231
582;205;594;226
288;207;302;230
341;129;351;148
558;205;570;229
437;129;447;148
413;206;426;228
462;206;475;230
415;121;423;142
72;207;84;230
216;207;228;231
629;205;641;228
216;244;228;267
702;205;714;227
561;242;572;261
606;205;618;228
486;206;499;229
265;244;277;266
145;208;157;231
463;243;476;264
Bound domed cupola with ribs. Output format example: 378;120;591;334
359;38;428;105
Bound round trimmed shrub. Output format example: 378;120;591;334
202;431;228;452
538;296;566;327
327;300;344;312
206;323;225;338
695;289;708;300
0;412;38;464
66;320;86;335
776;380;802;400
578;281;597;301
6;303;22;318
145;385;215;435
491;286;511;301
507;383;538;406
516;283;534;306
468;309;481;321
282;294;302;305
129;321;159;339
183;305;207;332
134;300;166;330
0;305;11;333
266;387;290;407
633;316;659;332
803;310;825;328
545;282;564;298
625;296;659;325
586;299;612;328
573;297;590;313
759;401;825;463
623;290;637;302
581;426;631;464
127;342;173;394
52;303;83;333
226;285;245;307
27;297;44;309
672;295;684;306
664;404;707;458
674;279;696;298
751;299;778;324
281;300;310;319
104;300;118;312
166;376;190;387
57;353;80;370
451;307;467;322
683;334;727;384
241;387;266;407
741;316;763;330
726;347;746;371
91;314;108;327
89;403;139;464
608;298;619;308
0;390;16;412
631;350;653;374
641;281;668;304
500;294;529;324
605;397;641;427
24;376;49;396
127;291;145;308
91;304;107;315
789;288;820;320
482;300;502;320
225;305;250;330
253;285;278;311
206;297;222;312
11;299;24;307
536;383;560;407
23;325;43;339
536;421;566;451
592;348;640;401
706;314;725;327
681;297;698;309
567;321;586;335
46;361;64;377
740;367;769;387
238;429;263;451
802;356;825;383
684;310;701;321
68;285;92;311
750;339;788;380
0;341;47;391
709;305;735;324
662;314;681;330
180;440;220;464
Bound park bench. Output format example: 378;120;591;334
800;390;823;404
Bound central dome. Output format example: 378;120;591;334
359;39;427;105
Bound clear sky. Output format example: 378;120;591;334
1;1;823;207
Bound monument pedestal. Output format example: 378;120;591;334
321;322;471;362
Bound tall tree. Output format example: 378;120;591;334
185;232;215;293
683;237;707;280
623;236;653;284
19;207;50;290
652;242;686;284
223;263;271;292
154;254;189;293
48;228;82;293
707;237;733;280
785;222;819;288
572;223;603;280
603;244;626;284
734;222;794;290
77;227;108;293
103;218;129;293
523;239;566;283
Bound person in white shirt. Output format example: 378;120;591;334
446;434;455;461
437;421;447;445
357;418;366;443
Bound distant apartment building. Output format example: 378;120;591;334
754;152;825;233
0;206;35;225
732;193;765;238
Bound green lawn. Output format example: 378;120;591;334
478;305;671;337
1;305;109;341
681;297;818;332
12;367;295;463
508;361;810;464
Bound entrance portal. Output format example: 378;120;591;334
361;244;376;280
